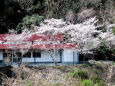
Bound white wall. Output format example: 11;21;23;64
22;51;61;62
0;49;79;63
73;51;79;63
62;49;79;63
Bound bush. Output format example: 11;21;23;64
91;76;101;84
91;76;105;86
95;42;112;60
69;69;88;80
26;81;33;86
81;79;93;86
95;81;105;86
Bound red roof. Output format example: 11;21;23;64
0;34;75;49
0;44;76;49
0;34;7;41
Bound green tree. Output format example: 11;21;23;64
16;14;44;32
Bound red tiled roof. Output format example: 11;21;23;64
0;44;76;49
0;34;75;49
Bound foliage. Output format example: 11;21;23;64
91;76;102;84
112;48;115;53
91;76;105;86
80;79;93;86
26;1;44;15
93;61;104;66
0;0;115;33
34;18;114;52
5;17;115;54
95;42;112;60
95;81;105;86
0;0;25;33
26;81;33;86
16;14;44;32
43;0;80;19
69;69;88;80
112;27;115;35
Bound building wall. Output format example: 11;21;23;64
73;51;79;63
22;51;61;62
0;49;79;63
62;49;79;63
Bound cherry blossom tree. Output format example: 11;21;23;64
36;17;115;52
5;29;32;65
5;17;115;64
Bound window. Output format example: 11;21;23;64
23;52;31;58
14;53;21;57
3;53;12;57
33;52;41;58
3;53;7;58
3;53;12;62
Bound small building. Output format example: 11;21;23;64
0;34;79;64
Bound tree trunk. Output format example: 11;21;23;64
54;48;57;65
18;54;23;67
48;50;57;65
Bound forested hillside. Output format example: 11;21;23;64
0;1;115;86
0;0;115;33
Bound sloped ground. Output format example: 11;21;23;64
0;61;115;86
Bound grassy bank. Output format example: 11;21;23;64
0;61;115;86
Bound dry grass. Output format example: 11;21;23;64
0;61;115;86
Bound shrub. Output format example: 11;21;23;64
82;63;92;68
91;76;105;86
26;81;33;86
91;76;101;84
96;42;112;60
81;79;93;86
95;80;105;86
69;69;88;80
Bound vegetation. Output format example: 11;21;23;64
91;76;105;86
0;0;115;33
0;0;115;86
0;62;114;86
1;0;115;57
80;79;93;86
69;69;88;80
95;42;113;60
112;27;115;35
69;68;105;86
16;14;44;32
26;81;33;86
